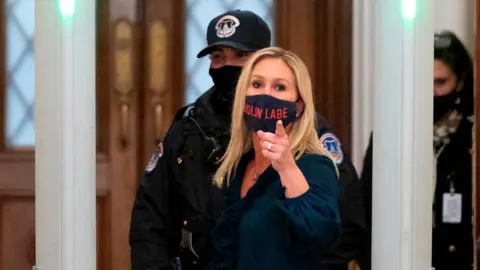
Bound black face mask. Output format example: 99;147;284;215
244;94;298;133
433;91;459;123
209;65;243;105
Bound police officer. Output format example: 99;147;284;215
358;31;474;270
129;10;366;270
316;119;367;270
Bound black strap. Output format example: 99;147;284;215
174;104;195;121
183;105;195;118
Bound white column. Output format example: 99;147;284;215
372;0;434;270
352;0;375;171
35;1;96;270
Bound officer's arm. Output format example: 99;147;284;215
129;126;181;270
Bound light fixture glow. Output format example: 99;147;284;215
401;0;416;20
59;0;75;17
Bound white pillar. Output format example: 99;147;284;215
352;0;375;171
372;0;434;270
35;1;96;269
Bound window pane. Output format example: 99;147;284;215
184;0;275;105
5;0;35;147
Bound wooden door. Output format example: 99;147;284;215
97;0;185;269
0;0;353;270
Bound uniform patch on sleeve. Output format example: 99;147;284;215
145;142;164;173
320;132;344;165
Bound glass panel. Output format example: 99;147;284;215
4;0;35;147
184;0;275;105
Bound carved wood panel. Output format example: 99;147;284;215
105;1;142;270
114;20;135;150
140;0;185;167
148;21;167;143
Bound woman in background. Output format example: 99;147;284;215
207;47;341;270
358;30;475;270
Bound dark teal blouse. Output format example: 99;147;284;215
207;151;341;270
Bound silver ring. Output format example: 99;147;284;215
267;142;272;150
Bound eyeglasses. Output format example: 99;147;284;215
434;35;451;49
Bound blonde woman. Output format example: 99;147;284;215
207;47;341;270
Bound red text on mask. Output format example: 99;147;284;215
244;105;287;120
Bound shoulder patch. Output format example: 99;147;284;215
145;142;164;173
320;132;344;165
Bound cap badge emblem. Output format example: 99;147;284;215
215;15;240;38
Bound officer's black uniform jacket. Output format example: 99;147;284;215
358;117;474;270
129;88;367;270
317;122;367;270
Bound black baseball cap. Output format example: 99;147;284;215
196;10;272;58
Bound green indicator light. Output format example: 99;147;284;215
59;0;75;17
402;0;416;19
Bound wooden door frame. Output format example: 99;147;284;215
275;0;353;155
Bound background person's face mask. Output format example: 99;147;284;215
243;94;298;133
434;91;459;123
209;65;243;102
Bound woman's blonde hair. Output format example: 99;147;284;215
213;47;337;187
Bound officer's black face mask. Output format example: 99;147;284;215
209;65;243;105
434;91;459;123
